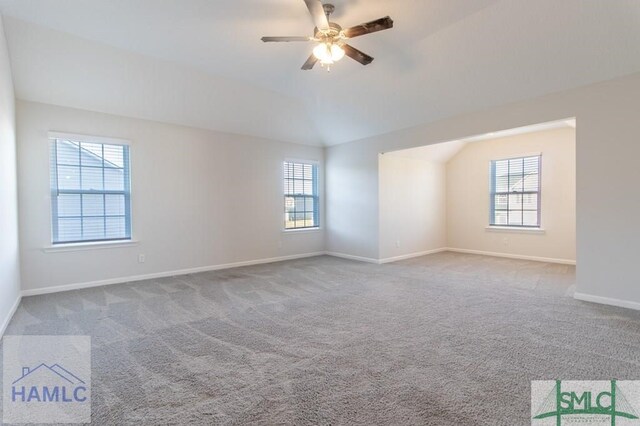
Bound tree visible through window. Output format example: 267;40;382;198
284;161;319;229
49;135;132;244
490;155;541;227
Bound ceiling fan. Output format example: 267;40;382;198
261;0;393;71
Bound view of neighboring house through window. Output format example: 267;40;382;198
490;155;541;227
284;160;319;230
49;135;132;244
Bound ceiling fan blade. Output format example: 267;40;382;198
303;0;329;31
343;44;374;65
261;36;312;42
343;16;394;39
301;54;318;70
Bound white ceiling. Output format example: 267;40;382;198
1;0;639;146
386;119;575;163
386;139;468;164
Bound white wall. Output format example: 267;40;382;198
325;141;380;260
0;16;21;334
447;127;576;262
326;71;640;308
17;101;324;292
379;155;446;261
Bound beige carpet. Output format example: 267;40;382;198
2;252;639;425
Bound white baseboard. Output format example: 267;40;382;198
378;248;448;264
325;251;380;264
446;247;576;265
21;251;326;297
0;294;22;338
574;292;640;312
14;249;640;316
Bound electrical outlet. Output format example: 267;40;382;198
138;254;146;263
396;240;400;248
502;237;509;246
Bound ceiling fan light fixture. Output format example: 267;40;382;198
313;43;332;62
331;44;345;61
313;42;344;64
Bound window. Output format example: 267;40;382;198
490;155;541;227
284;161;319;230
49;134;131;244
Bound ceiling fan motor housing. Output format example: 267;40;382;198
315;22;343;41
314;3;342;41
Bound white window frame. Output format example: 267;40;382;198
489;154;542;229
283;159;320;232
48;132;133;246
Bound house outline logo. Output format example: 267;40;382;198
13;363;86;385
532;380;640;426
11;363;88;403
3;335;91;424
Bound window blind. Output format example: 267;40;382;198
490;155;541;227
284;161;319;229
50;137;132;244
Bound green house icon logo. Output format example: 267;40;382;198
532;380;639;425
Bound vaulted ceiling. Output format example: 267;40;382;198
1;0;639;146
386;119;575;163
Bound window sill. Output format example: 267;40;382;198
43;240;139;253
282;227;321;234
485;226;545;234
